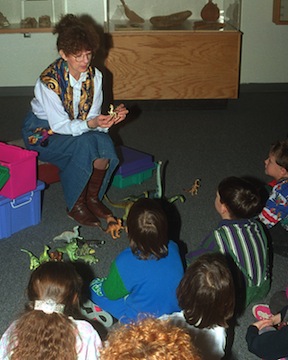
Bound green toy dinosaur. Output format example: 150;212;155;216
21;249;40;270
105;161;185;221
56;239;98;264
21;245;51;270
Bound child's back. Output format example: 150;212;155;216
186;176;270;308
0;261;102;360
162;253;235;360
89;198;184;323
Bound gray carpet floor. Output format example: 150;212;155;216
0;90;287;359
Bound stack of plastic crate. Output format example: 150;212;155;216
112;146;155;188
0;142;45;239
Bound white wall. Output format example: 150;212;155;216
0;0;287;86
240;0;288;83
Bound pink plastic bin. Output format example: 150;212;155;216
0;142;37;199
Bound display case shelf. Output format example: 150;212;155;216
0;24;53;34
0;0;66;34
105;0;241;32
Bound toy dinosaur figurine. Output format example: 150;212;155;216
21;245;62;270
53;226;83;243
21;248;40;270
38;245;51;264
184;178;201;196
56;239;98;264
105;219;125;240
108;104;117;119
105;161;185;222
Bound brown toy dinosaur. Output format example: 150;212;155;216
105;219;125;240
184;178;201;196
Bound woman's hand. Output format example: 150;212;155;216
88;114;115;129
113;103;129;125
87;104;128;129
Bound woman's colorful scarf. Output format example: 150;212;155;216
40;58;95;120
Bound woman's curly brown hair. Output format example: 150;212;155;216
100;317;202;360
53;14;100;56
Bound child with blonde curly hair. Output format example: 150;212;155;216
100;317;202;360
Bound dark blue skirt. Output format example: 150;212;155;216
22;111;119;210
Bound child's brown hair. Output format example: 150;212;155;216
218;176;262;219
8;261;83;360
177;253;235;329
126;198;168;260
269;138;288;171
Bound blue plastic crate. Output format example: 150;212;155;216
0;180;45;239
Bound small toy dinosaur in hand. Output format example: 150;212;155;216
108;104;117;119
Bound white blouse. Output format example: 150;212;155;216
31;68;103;136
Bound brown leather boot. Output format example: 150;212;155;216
86;168;113;219
67;185;100;226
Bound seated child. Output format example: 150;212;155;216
100;317;202;360
186;176;271;308
86;198;184;324
0;261;102;360
258;138;288;256
161;253;235;360
246;288;288;360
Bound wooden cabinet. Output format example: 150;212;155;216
106;30;242;100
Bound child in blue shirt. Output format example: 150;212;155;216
87;198;184;324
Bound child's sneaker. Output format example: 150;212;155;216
252;304;272;320
81;299;114;328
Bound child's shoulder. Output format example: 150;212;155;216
272;178;288;196
72;318;101;337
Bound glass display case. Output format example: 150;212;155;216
105;0;241;32
104;0;242;100
0;0;67;32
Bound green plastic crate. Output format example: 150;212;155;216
0;165;10;190
112;167;154;188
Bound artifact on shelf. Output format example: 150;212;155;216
21;17;38;28
0;12;10;28
39;15;51;28
200;0;220;22
120;0;144;24
150;10;192;28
